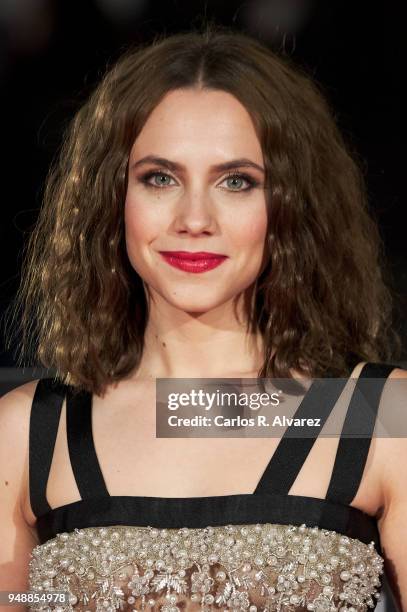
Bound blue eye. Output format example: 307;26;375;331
221;173;258;191
140;171;177;188
138;169;260;192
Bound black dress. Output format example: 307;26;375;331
27;362;399;611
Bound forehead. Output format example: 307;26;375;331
129;88;263;160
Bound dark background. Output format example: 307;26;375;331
0;0;405;366
0;2;404;608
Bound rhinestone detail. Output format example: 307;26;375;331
28;523;383;611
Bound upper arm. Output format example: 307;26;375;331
377;368;407;611
0;381;40;610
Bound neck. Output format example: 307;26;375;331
132;293;266;380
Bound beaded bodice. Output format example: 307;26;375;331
27;363;397;611
28;522;384;611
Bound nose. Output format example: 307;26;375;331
172;188;217;235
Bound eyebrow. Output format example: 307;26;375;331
130;155;265;174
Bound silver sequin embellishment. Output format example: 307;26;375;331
28;523;384;611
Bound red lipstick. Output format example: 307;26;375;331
159;251;228;273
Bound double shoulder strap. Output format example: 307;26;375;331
253;362;398;503
29;362;400;518
29;380;109;518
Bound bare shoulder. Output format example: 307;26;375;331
388;366;407;379
376;366;407;486
345;360;407;605
370;365;407;463
0;378;44;594
374;367;407;609
362;365;407;517
0;379;42;534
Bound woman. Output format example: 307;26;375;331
0;24;406;611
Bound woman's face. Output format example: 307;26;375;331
125;88;268;314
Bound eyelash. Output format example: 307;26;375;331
138;169;260;192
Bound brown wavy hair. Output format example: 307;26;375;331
5;23;401;396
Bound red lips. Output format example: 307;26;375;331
159;251;227;260
159;251;228;273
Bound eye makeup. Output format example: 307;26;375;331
137;168;262;192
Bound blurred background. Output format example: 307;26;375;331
0;0;405;368
0;1;405;608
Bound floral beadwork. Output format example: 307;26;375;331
28;523;384;611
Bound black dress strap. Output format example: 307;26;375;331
325;361;399;505
253;376;349;495
29;378;66;518
66;385;109;500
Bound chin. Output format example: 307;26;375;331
165;292;232;315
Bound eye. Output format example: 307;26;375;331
139;170;178;189
219;172;259;192
138;169;260;192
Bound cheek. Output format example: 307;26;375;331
124;196;160;246
124;200;156;274
232;210;268;250
125;211;145;246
